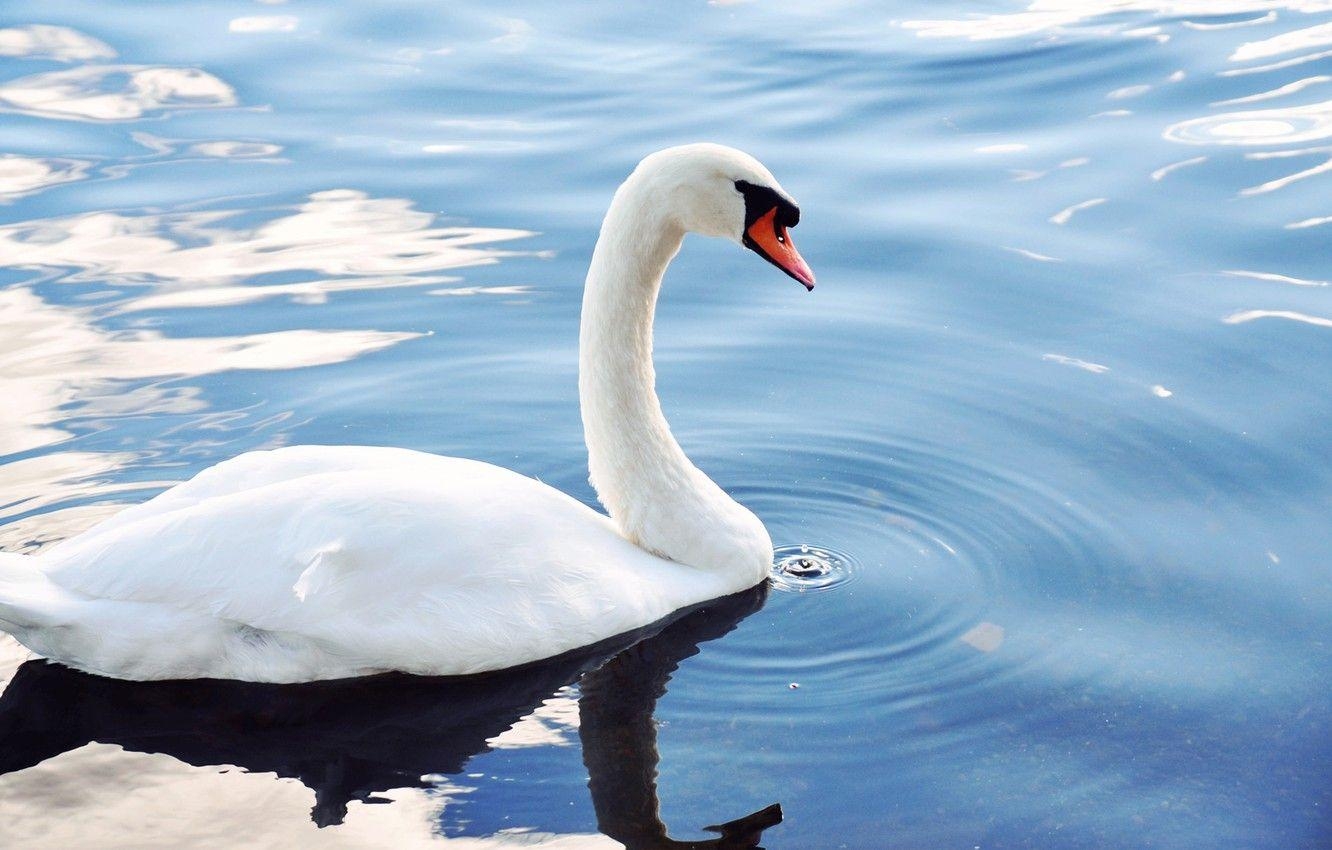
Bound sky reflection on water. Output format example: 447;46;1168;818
0;1;1330;847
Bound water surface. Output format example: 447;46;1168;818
1;2;1330;847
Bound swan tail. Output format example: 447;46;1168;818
0;552;71;637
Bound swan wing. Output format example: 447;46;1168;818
34;446;716;679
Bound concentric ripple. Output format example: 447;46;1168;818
678;430;1129;745
769;543;857;592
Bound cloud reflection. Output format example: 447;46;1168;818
1049;197;1106;224
1223;309;1332;328
116;275;454;312
1043;353;1110;374
0;286;419;457
0;452;156;524
1240;146;1332;194
0;504;129;558
0;65;236;122
0;154;91;202
1286;213;1332;228
1212;75;1332;106
0;744;614;848
1182;11;1277;30
0;25;115;62
1222;47;1332;77
228;16;300;34
1149;155;1207;180
189;140;284;158
486;687;580;749
1230;20;1332;62
0;190;533;287
1223;269;1328;287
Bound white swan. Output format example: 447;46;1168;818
0;143;814;682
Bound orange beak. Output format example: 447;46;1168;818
745;207;815;291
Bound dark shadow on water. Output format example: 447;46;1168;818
0;587;780;848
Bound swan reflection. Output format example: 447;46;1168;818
0;587;780;847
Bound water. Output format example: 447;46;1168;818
0;1;1330;847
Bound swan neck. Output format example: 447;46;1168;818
578;179;769;578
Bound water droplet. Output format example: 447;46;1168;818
769;544;856;592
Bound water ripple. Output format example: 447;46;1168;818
706;432;1125;731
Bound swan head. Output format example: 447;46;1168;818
633;143;815;290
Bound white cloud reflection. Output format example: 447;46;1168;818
1108;83;1152;100
0;65;236;122
0;452;157;523
1230;20;1332;62
0;25;116;62
1182;11;1277;30
1223;309;1332;328
486;688;580;750
228;16;300;34
960;621;1005;652
1223;269;1328;286
1149;155;1207;180
0;189;534;287
0;503;130;556
0;136;283;203
1213;76;1332;106
490;18;535;52
0;285;420;457
1286;213;1332;228
1004;246;1062;262
0;154;91;202
1048;197;1106;224
1240;146;1332;194
1043;353;1110;374
118;275;454;312
0;744;615;849
189;140;284;158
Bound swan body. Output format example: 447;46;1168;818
0;144;814;682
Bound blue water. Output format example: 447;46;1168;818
1;2;1330;847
